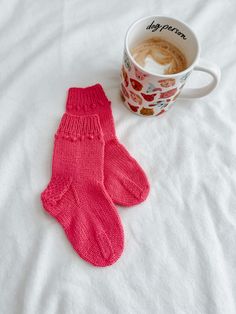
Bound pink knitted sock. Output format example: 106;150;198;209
66;84;150;206
41;113;124;267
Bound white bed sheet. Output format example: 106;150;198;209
0;0;236;313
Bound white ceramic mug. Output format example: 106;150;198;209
120;16;221;116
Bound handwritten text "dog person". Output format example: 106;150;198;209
146;21;187;40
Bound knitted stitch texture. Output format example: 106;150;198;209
41;113;124;267
66;84;150;206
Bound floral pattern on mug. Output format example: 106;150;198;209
148;100;169;109
134;67;148;80
130;90;142;105
146;83;162;94
121;83;129;98
158;78;176;88
160;88;178;99
121;50;189;116
128;102;139;112
124;51;131;71
141;93;157;102
121;66;129;87
130;78;143;91
140;107;154;116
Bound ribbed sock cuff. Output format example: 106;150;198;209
56;113;102;140
66;84;110;114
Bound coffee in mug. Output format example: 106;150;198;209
131;37;187;75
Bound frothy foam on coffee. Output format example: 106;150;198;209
131;37;187;75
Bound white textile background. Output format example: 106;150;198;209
0;0;236;313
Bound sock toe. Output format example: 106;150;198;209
105;173;150;206
104;139;150;206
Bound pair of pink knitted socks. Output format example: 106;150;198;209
41;84;149;266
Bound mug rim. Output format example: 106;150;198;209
125;15;200;78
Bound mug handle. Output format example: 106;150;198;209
179;58;221;99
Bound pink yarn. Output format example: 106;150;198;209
66;84;150;206
41;113;124;267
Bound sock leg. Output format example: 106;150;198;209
66;84;150;206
